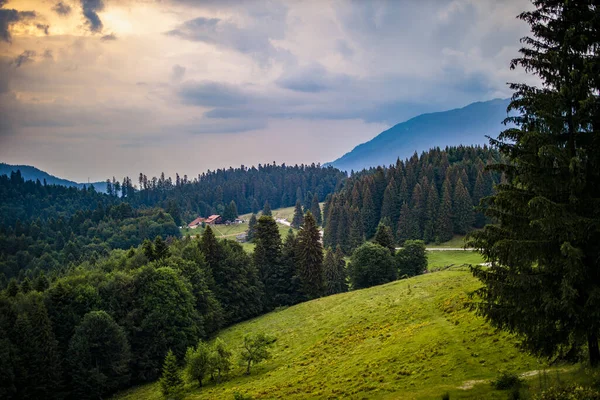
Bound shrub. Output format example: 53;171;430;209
441;392;450;400
533;385;600;400
233;392;254;400
491;370;522;390
349;242;396;289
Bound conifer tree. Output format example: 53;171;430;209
396;202;411;245
436;179;454;242
423;183;439;243
200;225;221;272
296;212;324;299
262;201;272;217
247;213;257;242
310;194;322;226
20;277;31;294
251;198;260;214
291;200;304;228
6;278;18;297
334;246;349;293
348;206;364;251
452;178;474;234
153;236;171;261
410;183;424;239
380;178;398;225
33;272;49;292
472;171;487;228
253;216;283;310
159;350;184;400
361;185;377;238
469;0;600;366
374;222;396;254
324;247;348;295
279;230;303;305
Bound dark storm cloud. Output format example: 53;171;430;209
81;0;104;33
12;50;36;68
0;3;36;43
53;2;72;16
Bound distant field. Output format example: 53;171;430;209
427;235;468;248
115;268;580;400
427;251;485;271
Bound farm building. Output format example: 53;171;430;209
188;217;206;229
205;215;222;225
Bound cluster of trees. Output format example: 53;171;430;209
323;145;501;253
159;332;275;399
115;163;345;224
0;208;352;399
0;232;266;399
348;223;427;289
0;177;180;280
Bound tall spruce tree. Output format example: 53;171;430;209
253;216;283;310
374;222;396;254
361;185;378;238
296;212;324;299
279;230;303;305
380;177;399;225
396;202;411;244
262;201;272;217
452;178;474;234
469;1;600;366
247;213;258;242
436;179;454;242
310;194;322;226
423;183;439;243
291;200;304;228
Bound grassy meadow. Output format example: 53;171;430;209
115;264;584;400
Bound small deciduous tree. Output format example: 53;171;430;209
239;333;276;375
209;338;232;383
396;240;427;278
184;340;211;387
349;242;396;289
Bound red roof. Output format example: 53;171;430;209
188;217;205;227
205;215;221;224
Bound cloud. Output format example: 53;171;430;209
170;64;186;82
275;63;351;93
0;4;36;42
165;2;289;65
178;81;252;107
11;50;36;68
100;33;117;41
81;0;104;32
36;24;50;35
53;1;72;16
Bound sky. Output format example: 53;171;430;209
0;0;534;182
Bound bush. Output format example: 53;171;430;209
533;385;600;400
441;392;450;400
233;392;254;400
491;370;522;390
349;242;396;289
395;240;427;277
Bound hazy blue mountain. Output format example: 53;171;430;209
0;163;108;193
327;98;511;172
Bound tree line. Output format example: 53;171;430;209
0;209;351;399
323;145;501;253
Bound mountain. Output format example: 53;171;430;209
0;163;108;193
327;98;511;172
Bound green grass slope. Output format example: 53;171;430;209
116;269;551;400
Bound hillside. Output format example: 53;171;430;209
327;98;510;172
0;162;108;192
116;268;553;400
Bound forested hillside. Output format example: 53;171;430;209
110;163;346;224
324;145;501;252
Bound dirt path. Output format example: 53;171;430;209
457;367;574;390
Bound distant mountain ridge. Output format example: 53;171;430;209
326;98;511;172
0;163;108;193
